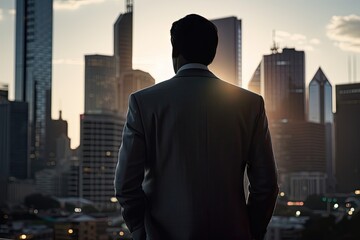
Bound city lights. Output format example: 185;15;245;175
355;190;360;195
295;211;301;217
279;192;285;197
119;231;125;236
333;203;339;209
110;197;118;203
68;229;74;234
287;201;304;206
74;208;82;213
19;234;27;239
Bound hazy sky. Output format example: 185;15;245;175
1;0;359;148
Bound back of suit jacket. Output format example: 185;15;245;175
115;68;278;240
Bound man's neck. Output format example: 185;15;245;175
177;63;208;73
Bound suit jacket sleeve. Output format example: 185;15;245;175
246;96;279;240
114;94;147;240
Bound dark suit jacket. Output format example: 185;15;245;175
114;68;279;240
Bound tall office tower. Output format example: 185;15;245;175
335;83;360;193
0;84;29;180
85;55;117;114
80;114;124;210
210;16;242;87
118;69;155;115
309;68;333;124
15;0;53;174
114;0;133;77
308;67;334;192
113;0;155;116
0;91;29;204
262;48;305;121
248;62;261;95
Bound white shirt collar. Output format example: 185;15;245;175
177;63;209;73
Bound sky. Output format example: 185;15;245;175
0;0;359;148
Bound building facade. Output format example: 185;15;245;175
0;98;29;180
335;83;360;193
80;114;125;210
85;55;117;114
309;68;333;124
210;16;242;87
118;69;155;115
114;1;133;77
308;67;334;192
15;0;53;174
262;48;305;121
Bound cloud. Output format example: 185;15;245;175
327;14;360;53
290;33;306;41
54;0;105;11
0;9;3;21
53;58;83;65
309;38;321;45
274;30;319;51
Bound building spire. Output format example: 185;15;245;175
270;30;279;54
126;0;133;13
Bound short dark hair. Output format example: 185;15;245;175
170;14;218;65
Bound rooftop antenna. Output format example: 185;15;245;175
59;99;62;120
348;55;352;83
270;30;279;54
354;55;357;83
126;0;133;13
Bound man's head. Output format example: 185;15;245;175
170;14;218;72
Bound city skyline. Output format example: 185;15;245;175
1;0;360;148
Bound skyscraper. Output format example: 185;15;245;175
308;68;334;192
335;83;360;193
0;85;29;204
309;68;333;124
84;55;117;114
114;0;133;76
210;16;242;87
80;113;124;210
113;0;155;116
262;48;305;121
15;0;53;174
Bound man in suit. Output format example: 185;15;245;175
114;14;279;240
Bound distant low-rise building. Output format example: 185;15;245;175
54;214;108;240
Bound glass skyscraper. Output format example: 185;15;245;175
210;17;242;87
308;67;334;192
309;68;333;124
15;0;53;173
85;55;117;114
